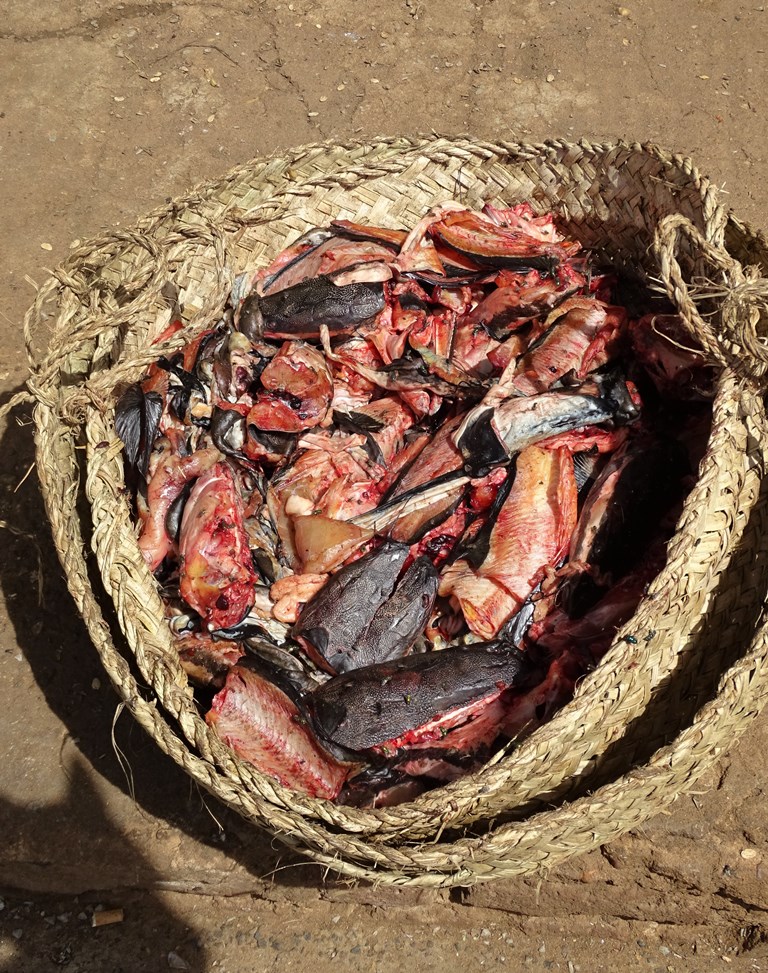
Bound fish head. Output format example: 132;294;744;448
238;292;264;342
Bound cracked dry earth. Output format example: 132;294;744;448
2;1;768;970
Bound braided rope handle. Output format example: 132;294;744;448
655;213;768;380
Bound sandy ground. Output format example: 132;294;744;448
2;1;768;970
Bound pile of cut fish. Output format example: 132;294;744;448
116;201;714;807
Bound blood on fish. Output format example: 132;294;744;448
247;340;333;433
207;664;354;799
115;199;708;805
138;445;222;572
439;446;578;639
178;461;257;630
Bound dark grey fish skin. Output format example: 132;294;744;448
573;450;602;497
292;541;410;673
400;269;492;288
450;469;514;570
239;274;386;341
115;385;144;466
332;409;386;466
210;406;246;458
346;557;439;669
455;372;639;476
165;478;195;542
498;592;539;648
242;638;327;693
308;645;532;753
452;406;510;474
115;385;163;479
246;426;297;463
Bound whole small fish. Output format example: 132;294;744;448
239;274;386;341
308;644;533;754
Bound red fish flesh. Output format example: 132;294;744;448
246;340;333;433
138;445;222;572
179;461;257;630
439;446;577;639
511;298;623;395
430;209;579;272
207;663;353;799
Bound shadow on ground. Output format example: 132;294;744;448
0;389;326;898
0;765;209;973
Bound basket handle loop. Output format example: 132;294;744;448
655;213;768;381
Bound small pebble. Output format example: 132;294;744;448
12;929;22;940
40;242;53;251
546;73;555;82
113;95;125;102
168;952;190;970
92;678;101;690
741;848;758;859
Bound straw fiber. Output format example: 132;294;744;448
10;136;768;883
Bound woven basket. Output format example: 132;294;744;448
11;137;768;883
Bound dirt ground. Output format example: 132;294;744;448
2;1;768;970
